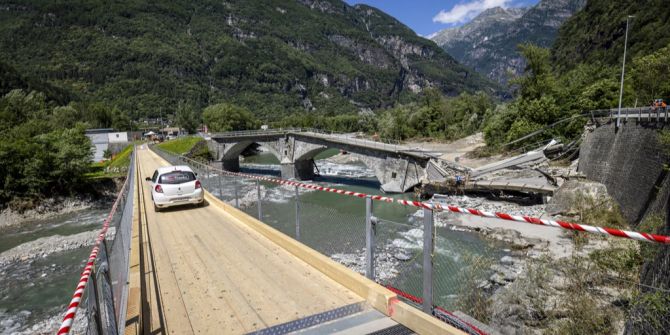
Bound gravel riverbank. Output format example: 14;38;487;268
0;230;101;267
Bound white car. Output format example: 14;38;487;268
146;165;204;212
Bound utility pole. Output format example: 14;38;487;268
617;15;634;128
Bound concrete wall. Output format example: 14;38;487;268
579;122;670;334
578;123;668;224
87;133;109;162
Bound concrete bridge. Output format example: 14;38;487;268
207;129;468;193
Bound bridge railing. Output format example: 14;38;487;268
208;127;416;154
151;145;670;335
58;149;136;335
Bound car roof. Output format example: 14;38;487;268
157;165;194;174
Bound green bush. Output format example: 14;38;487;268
0;90;93;204
202;103;259;132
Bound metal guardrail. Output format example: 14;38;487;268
590;106;669;121
58;149;135;335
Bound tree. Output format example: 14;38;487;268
0;89;48;131
51;105;83;129
202;103;258;132
512;44;556;100
111;107;132;131
0;89;93;203
631;43;670;104
176;102;200;134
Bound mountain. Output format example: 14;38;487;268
0;61;73;105
0;0;497;121
552;0;670;73
430;0;585;84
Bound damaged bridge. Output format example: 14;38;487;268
207;129;468;193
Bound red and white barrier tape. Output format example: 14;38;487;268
57;168;130;335
181;155;670;245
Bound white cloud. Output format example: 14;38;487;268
433;0;512;24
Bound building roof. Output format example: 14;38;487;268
85;128;114;134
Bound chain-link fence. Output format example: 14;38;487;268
150;146;670;335
61;148;136;335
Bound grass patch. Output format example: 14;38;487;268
109;144;133;169
567;193;627;248
85;144;134;179
156;136;203;155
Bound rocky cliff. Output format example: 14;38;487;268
430;0;585;83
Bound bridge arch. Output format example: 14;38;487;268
220;140;283;171
293;146;422;192
209;132;433;193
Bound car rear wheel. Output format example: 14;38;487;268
154;202;161;212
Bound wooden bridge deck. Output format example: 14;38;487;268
131;148;364;334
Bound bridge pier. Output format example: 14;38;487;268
222;158;240;172
280;159;315;180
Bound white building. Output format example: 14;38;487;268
86;129;129;162
108;132;128;143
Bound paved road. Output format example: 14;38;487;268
135;147;363;334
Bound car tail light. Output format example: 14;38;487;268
195;180;201;189
155;185;163;193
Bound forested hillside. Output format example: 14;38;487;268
552;0;670;73
0;0;497;122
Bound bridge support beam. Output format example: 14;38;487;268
280;159;315;180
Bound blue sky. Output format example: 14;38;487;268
344;0;539;37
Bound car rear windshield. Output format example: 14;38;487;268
159;171;196;184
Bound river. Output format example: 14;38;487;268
0;208;108;334
201;149;510;311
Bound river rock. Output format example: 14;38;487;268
546;180;613;215
489;273;507;285
394;251;411;261
490;264;518;282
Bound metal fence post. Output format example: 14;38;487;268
90;267;105;335
257;180;263;220
218;171;223;198
422;207;434;314
295;185;301;240
206;164;210;189
234;180;240;208
365;196;375;280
